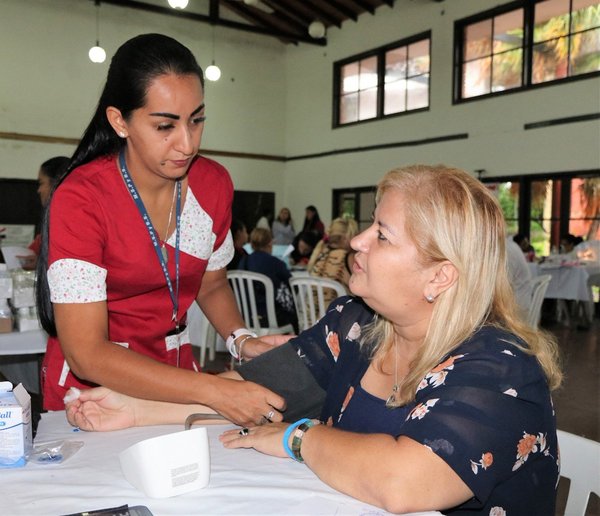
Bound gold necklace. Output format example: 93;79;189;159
161;181;178;263
385;340;399;408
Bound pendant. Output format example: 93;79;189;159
385;384;399;408
161;245;168;263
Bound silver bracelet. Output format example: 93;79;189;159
236;334;255;365
226;328;256;358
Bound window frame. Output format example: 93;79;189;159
453;0;600;103
333;31;431;128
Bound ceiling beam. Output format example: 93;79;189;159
93;0;326;46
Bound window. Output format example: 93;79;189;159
455;0;600;101
332;187;376;231
334;32;430;127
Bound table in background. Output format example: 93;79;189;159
0;329;46;393
2;411;441;516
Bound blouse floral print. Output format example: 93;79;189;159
289;296;559;515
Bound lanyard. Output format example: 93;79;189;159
118;150;181;325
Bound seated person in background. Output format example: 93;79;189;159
271;207;295;246
560;233;583;259
238;228;297;331
512;233;536;262
255;208;272;231
307;217;358;305
506;237;533;316
301;205;325;239
227;219;248;270
66;164;562;515
18;156;70;270
289;231;319;267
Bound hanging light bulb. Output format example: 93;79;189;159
205;61;221;81
205;25;221;82
167;0;189;8
89;1;106;63
308;21;326;39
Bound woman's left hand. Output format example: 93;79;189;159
219;422;289;458
241;334;295;360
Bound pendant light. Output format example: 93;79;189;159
88;0;106;63
205;25;221;82
167;0;189;8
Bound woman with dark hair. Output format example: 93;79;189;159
17;156;70;270
301;205;325;239
227;218;248;270
36;33;285;426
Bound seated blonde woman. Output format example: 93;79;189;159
66;164;562;515
307;217;359;305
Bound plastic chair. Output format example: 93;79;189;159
289;276;347;332
227;270;294;336
527;274;552;328
556;429;600;516
186;302;218;368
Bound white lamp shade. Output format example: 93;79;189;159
88;45;106;63
167;0;189;8
205;64;221;81
308;21;326;39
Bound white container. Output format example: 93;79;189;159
0;382;32;468
0;264;12;299
11;270;35;308
16;307;40;332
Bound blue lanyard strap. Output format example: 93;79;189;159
118;150;181;323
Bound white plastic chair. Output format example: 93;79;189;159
186;302;218;368
227;270;294;336
289;276;347;332
556;429;600;516
527;274;552;328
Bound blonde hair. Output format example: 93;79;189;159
307;217;358;270
366;165;562;405
249;227;272;251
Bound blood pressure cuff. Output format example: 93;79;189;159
237;342;326;422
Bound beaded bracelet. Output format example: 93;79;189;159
282;418;310;460
291;420;319;462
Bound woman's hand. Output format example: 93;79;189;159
219;422;289;459
65;386;138;431
240;334;295;360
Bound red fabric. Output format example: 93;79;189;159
42;154;233;409
28;233;42;255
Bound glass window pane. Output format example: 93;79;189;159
493;9;524;52
359;56;378;89
341;62;359;93
408;39;430;75
384;80;407;114
532;37;569;83
464;19;492;60
570;28;600;75
340;93;358;124
358;88;377;120
492;48;523;91
530;179;555;256
571;176;600;240
385;47;407;82
463;57;491;97
494;181;520;235
406;74;429;110
571;0;600;32
534;0;571;43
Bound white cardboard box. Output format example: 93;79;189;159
0;382;32;467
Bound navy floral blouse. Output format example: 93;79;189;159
288;296;559;515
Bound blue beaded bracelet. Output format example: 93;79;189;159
282;418;310;460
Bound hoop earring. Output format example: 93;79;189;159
425;294;435;303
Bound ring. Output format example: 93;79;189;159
238;427;249;436
265;410;275;422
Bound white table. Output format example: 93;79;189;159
0;329;47;393
2;411;441;516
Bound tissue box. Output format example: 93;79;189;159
0;382;32;468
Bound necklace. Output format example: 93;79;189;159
161;182;178;263
385;340;399;408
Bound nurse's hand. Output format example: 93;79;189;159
240;334;295;360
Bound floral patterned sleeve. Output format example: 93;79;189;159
399;327;559;514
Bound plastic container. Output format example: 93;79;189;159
0;264;12;299
0;298;13;333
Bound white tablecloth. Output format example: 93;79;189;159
1;411;441;516
529;263;591;301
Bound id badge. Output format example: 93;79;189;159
165;324;189;352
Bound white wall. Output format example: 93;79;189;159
0;0;287;196
1;0;598;229
281;0;600;224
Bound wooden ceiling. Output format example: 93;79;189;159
93;0;440;46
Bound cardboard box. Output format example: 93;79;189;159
0;382;32;468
